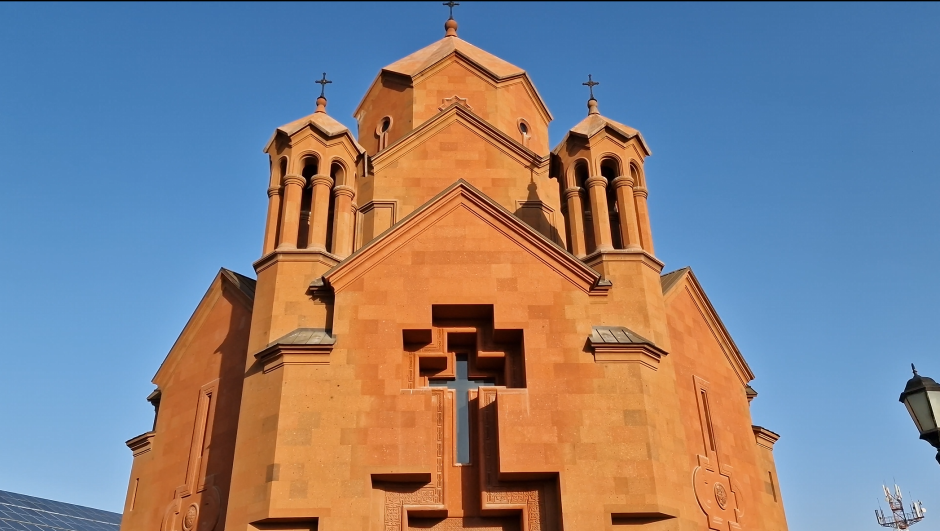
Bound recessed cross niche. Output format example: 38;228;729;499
430;354;493;464
402;304;526;465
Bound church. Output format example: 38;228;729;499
119;11;789;531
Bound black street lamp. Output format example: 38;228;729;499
900;364;940;465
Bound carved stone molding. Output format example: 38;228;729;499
125;431;155;457
439;95;471;111
752;426;780;450
587;325;667;369
254;328;336;373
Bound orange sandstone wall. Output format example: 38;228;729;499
121;277;253;531
664;280;788;531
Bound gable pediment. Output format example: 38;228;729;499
320;180;607;295
371;103;548;173
152;269;255;384
662;268;755;385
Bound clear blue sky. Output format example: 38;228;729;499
1;2;938;529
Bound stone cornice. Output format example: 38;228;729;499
752;425;781;450
588;325;668;370
126;431;155;457
254;340;334;374
253;249;340;275
591;343;667;369
583;249;665;274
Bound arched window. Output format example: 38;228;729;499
630;163;642;187
376;116;392;151
600;158;624;248
573;160;589;188
278;157;288;181
330;160;347;187
324;162;344;252
298;156;319;248
600;158;620;180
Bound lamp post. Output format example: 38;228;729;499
899;364;940;465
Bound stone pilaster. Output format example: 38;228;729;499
276;175;305;251
307;174;334;252
330;185;356;258
634;186;654;254
262;186;281;255
564;186;587;258
611;176;641;250
585;176;613;252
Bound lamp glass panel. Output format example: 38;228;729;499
927;389;940;430
905;392;936;432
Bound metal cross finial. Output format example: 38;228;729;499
315;72;332;98
443;1;459;20
913;363;919;376
583;74;599;100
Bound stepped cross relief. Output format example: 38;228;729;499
692;376;744;531
375;305;559;531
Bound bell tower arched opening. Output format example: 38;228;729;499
298;156;320;248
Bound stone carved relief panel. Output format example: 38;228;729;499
161;380;223;531
691;375;744;531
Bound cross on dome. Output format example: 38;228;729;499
443;1;459;19
443;1;459;37
583;74;599;100
314;72;332;113
315;72;332;98
583;74;600;115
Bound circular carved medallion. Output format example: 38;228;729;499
182;504;198;531
714;482;728;509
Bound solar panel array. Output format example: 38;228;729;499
0;490;121;531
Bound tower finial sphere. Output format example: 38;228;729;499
316;96;327;113
445;18;458;37
587;98;599;115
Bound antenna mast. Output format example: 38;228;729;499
876;484;927;530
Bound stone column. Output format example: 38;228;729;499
585;176;613;252
330;185;356;259
634;186;655;254
306;174;334;252
262;186;281;254
564;187;587;258
611;176;642;250
276;174;305;250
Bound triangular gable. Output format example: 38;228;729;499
661;267;755;385
321;180;607;295
371;102;548;173
151;268;255;384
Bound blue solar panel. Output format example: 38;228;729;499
0;491;120;531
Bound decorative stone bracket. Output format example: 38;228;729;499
587;325;667;369
254;328;336;373
752;426;780;450
126;431;156;457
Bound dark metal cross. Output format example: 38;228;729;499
443;1;459;20
583;74;599;100
315;72;332;98
430;355;493;464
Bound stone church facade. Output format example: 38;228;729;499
120;15;789;531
